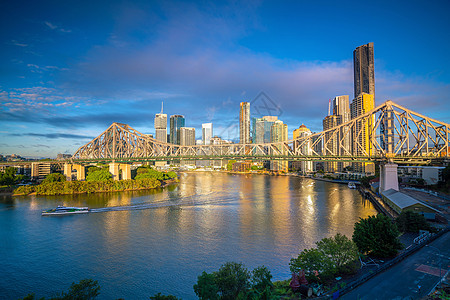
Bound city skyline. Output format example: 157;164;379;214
1;1;450;157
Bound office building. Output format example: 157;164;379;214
202;123;213;145
333;95;351;171
270;120;288;172
353;42;375;100
292;124;313;174
169;115;185;145
350;93;375;174
180;127;196;146
252;116;277;144
240;102;250;144
154;103;167;143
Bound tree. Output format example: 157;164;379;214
290;233;360;282
395;211;432;233
359;175;376;188
149;293;181;300
0;167;17;186
316;233;359;272
226;160;236;171
353;214;403;258
86;169;112;181
214;262;251;300
42;173;66;184
61;278;100;300
289;248;335;283
193;271;219;300
251;266;273;295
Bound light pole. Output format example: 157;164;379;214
425;244;442;287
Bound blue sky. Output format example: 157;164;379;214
1;0;449;158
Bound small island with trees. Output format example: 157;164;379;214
13;165;177;196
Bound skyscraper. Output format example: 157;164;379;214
252;116;277;144
240;102;250;144
353;42;375;100
154;103;167;143
180;127;195;146
202;123;213;145
333;95;351;171
169;115;185;145
270;120;288;171
350;93;375;174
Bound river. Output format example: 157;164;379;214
0;172;377;299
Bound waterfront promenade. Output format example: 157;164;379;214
342;231;450;299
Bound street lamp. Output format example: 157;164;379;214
425;244;442;288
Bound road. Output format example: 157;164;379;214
342;231;450;300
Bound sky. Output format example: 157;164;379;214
1;0;450;158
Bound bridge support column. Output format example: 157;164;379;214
72;164;85;181
379;163;398;193
63;163;72;181
120;164;131;180
109;163;120;180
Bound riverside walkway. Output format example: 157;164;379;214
341;231;450;299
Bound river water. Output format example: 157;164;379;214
0;172;376;299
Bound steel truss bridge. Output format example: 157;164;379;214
72;101;449;165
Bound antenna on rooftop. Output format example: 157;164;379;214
161;101;164;114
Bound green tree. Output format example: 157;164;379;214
251;266;273;295
395;211;432;233
289;247;335;283
149;293;181;300
353;214;403;258
193;271;219;300
226;160;236;171
316;233;359;272
42;173;66;184
214;262;251;300
0;167;17;186
61;278;100;300
359;175;376;188
86;169;112;181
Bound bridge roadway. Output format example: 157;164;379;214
342;231;450;300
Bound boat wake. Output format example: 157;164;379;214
89;195;234;213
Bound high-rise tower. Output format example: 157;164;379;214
239;102;250;144
169;115;185;145
154;102;167;143
202;123;213;145
270;120;288;172
180;127;196;146
353;42;375;100
350;93;375;174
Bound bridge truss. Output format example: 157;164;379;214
72;101;449;165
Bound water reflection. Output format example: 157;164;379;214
0;172;377;300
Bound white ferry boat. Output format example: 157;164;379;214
42;206;89;216
348;182;357;189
